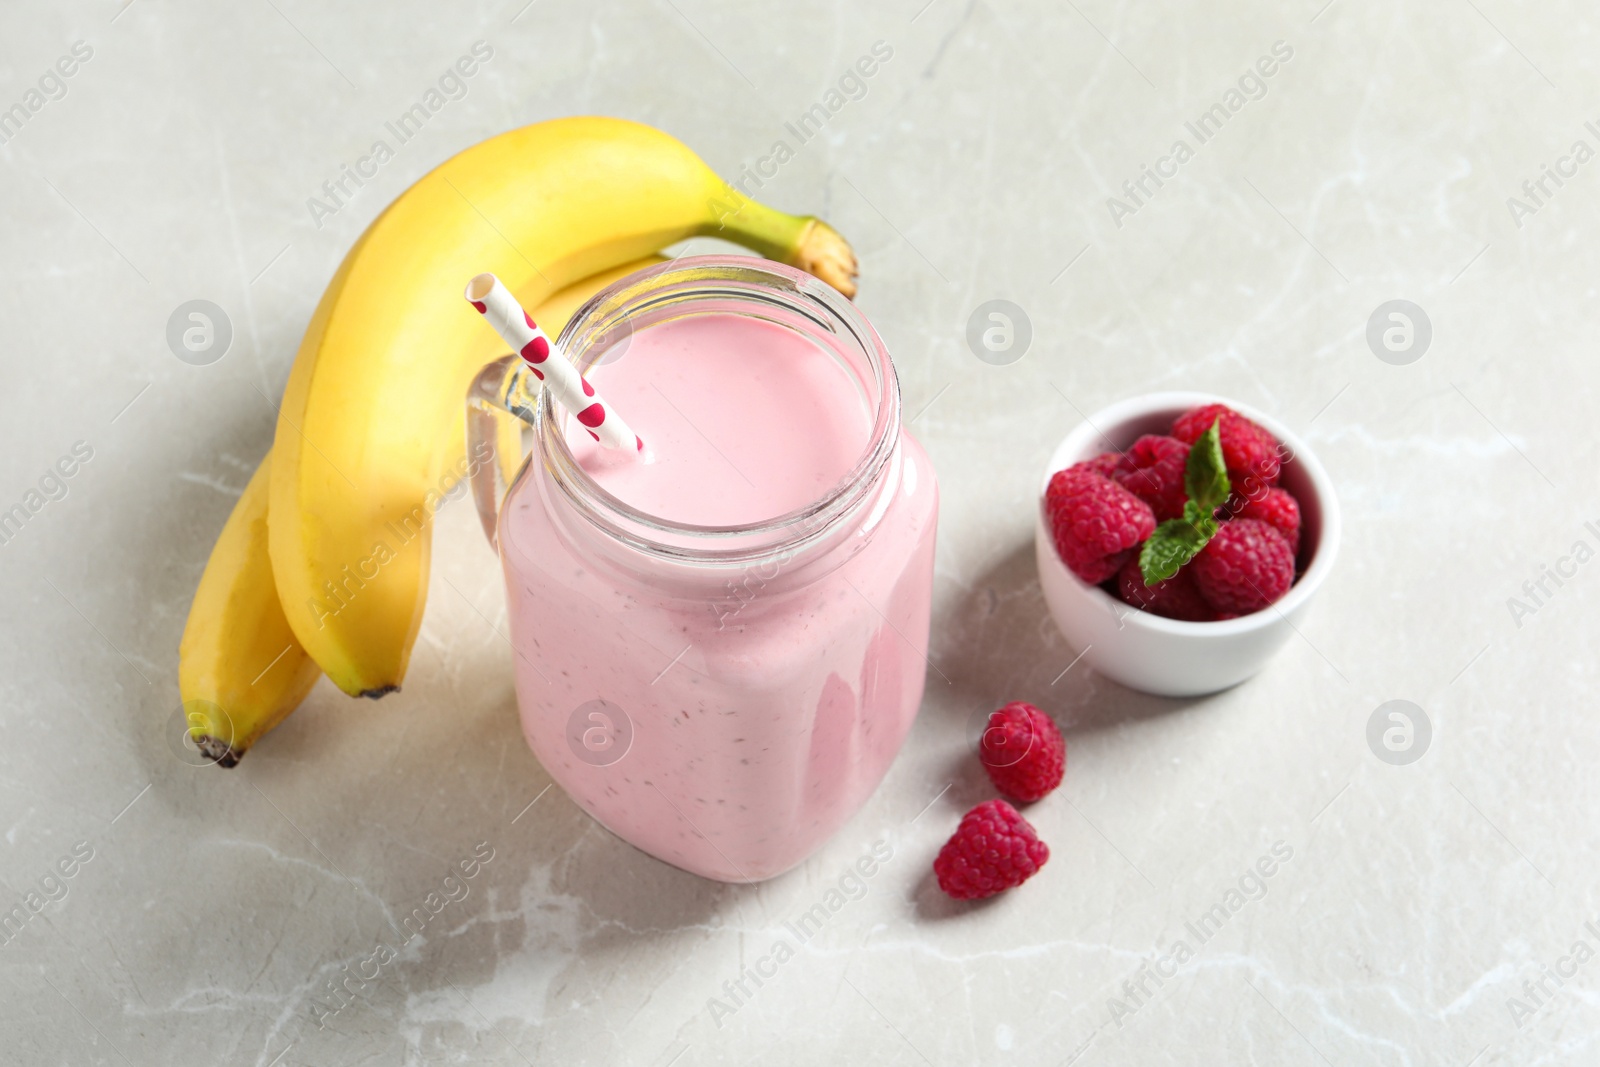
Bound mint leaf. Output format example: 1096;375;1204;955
1184;420;1230;513
1139;512;1216;584
1138;422;1231;586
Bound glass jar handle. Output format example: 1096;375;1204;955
465;355;541;551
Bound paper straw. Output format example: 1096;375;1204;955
464;273;644;454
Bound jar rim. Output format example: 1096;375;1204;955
532;255;901;564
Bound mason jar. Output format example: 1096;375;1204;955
466;256;938;882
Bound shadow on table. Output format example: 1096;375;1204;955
924;536;1209;815
937;536;1205;729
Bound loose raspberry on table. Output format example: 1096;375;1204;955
1228;486;1301;556
1190;518;1295;615
933;799;1050;900
1111;434;1190;521
979;702;1066;803
1116;556;1217;622
1172;404;1282;490
1045;468;1156;585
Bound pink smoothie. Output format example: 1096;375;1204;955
564;313;873;523
499;308;938;881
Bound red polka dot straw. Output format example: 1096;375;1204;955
463;273;644;455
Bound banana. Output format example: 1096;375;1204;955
271;116;857;697
181;258;667;765
179;454;321;766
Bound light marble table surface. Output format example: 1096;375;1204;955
3;1;1597;1064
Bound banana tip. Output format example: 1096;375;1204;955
195;735;243;768
793;219;858;300
359;685;400;700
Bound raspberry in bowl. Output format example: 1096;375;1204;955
1034;393;1340;697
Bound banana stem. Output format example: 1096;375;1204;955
699;185;859;299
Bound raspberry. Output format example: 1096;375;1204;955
1111;435;1190;521
1228;486;1301;555
979;702;1065;802
933;800;1050;900
1116;556;1217;622
1045;469;1156;585
1172;404;1281;490
1190;519;1295;615
1069;452;1122;479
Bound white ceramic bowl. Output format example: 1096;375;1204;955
1035;392;1341;697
